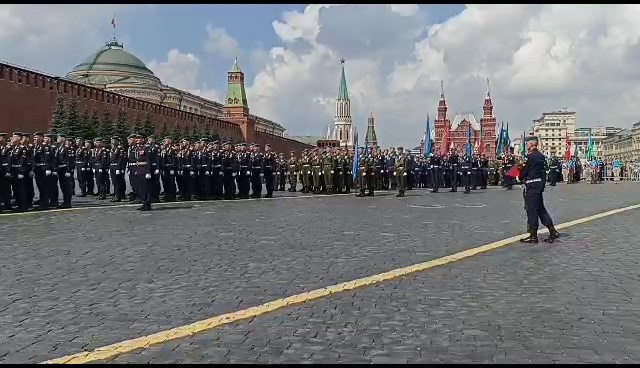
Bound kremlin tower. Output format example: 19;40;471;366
364;109;378;147
331;59;355;148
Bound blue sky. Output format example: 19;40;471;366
3;4;639;147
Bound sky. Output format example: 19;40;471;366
2;4;640;147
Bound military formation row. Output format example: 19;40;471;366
0;131;528;212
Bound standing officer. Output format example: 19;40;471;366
448;148;460;192
548;155;559;186
287;150;298;192
311;148;322;194
345;148;353;193
356;146;368;197
387;148;397;190
10;132;31;212
0;133;11;212
134;137;153;211
430;153;443;193
236;143;251;199
209;140;223;200
32;132;51;210
160;136;177;202
479;153;489;189
75;138;88;197
221;141;238;200
300;149;312;193
83;139;96;196
92;137;110;200
460;151;472;194
321;147;335;194
249;143;264;198
263;144;276;198
519;136;561;244
395;147;407;197
179;138;195;201
109;136;126;202
276;152;287;192
127;134;138;201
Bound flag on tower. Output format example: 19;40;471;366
111;15;116;28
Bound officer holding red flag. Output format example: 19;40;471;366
518;136;561;244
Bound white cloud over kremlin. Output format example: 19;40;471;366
3;4;640;146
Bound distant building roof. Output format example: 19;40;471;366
451;113;480;131
288;135;323;145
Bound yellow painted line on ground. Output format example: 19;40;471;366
41;203;640;364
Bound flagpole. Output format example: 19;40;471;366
112;12;116;41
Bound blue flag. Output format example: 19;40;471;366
352;132;359;180
423;114;431;158
495;121;504;156
466;124;472;156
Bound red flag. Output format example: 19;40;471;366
563;132;571;161
111;16;116;28
506;164;520;178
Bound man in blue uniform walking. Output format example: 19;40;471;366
519;136;561;244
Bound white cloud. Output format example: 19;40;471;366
204;24;239;59
0;4;152;75
148;49;222;102
247;4;640;146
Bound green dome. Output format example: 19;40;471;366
68;40;156;78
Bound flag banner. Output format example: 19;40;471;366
506;164;520;178
423;114;431;158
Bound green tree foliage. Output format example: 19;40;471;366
98;108;114;143
86;107;100;141
171;122;182;141
66;98;80;138
142;113;155;137
114;109;129;142
189;123;200;142
131;114;143;135
159;121;169;140
50;95;66;135
77;108;91;139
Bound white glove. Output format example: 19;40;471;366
81;168;85;171
170;170;175;176
232;172;237;177
18;174;24;179
205;171;210;176
93;169;96;173
362;172;366;176
246;170;250;176
467;171;471;175
52;172;58;176
190;171;195;176
29;171;35;178
521;184;526;191
380;170;384;174
259;173;264;178
393;172;397;176
98;169;103;173
403;172;407;176
4;173;10;178
65;172;71;178
145;173;151;179
331;170;334;174
45;170;52;176
154;169;159;175
219;171;223;176
319;172;323;176
115;170;121;175
307;171;311;175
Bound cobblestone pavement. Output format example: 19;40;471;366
0;182;638;363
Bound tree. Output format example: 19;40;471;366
131;114;143;135
66;98;80;138
159;121;169;139
50;95;67;135
77;108;91;139
189;123;200;142
114;109;129;142
202;122;212;140
172;122;182;141
98;108;114;142
87;107;100;141
142;113;155;137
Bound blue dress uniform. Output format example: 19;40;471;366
109;136;127;202
32;132;51;210
447;152;460;192
91;137;110;200
548;156;559;186
160;137;178;202
237;144;252;199
430;154;443;193
460;154;472;194
519;136;561;243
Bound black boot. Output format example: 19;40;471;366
520;227;539;243
544;225;561;243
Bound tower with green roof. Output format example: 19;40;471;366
332;58;353;148
365;109;378;147
224;57;249;117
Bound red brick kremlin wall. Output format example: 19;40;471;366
0;63;313;154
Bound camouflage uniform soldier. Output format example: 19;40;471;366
356;146;369;197
300;149;311;193
311;148;322;194
287;151;298;192
335;150;346;193
345;148;353;193
395;146;407;197
322;148;335;194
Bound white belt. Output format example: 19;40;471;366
526;178;542;184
